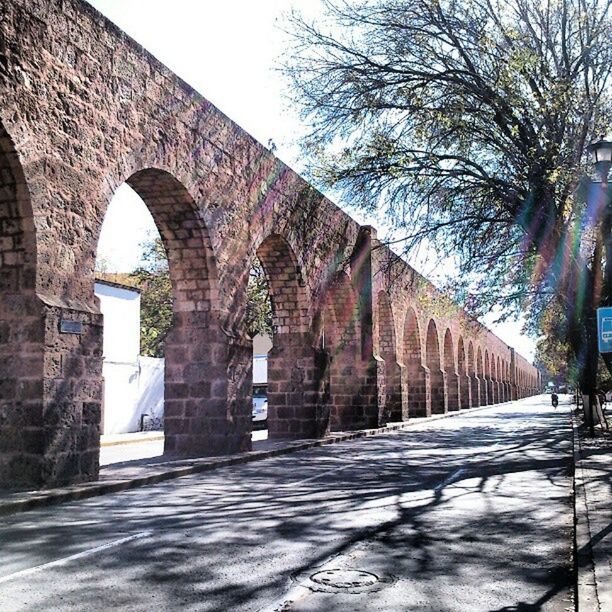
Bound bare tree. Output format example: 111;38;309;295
284;0;611;400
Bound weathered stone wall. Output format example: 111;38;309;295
0;0;541;488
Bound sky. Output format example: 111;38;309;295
88;0;536;360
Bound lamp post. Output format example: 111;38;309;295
587;135;612;306
584;135;612;436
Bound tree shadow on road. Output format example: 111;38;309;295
0;403;574;611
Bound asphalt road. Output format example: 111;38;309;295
0;396;574;611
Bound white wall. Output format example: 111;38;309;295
96;281;165;434
253;333;272;356
253;333;271;385
97;285;274;432
136;357;164;428
95;281;141;363
101;360;140;434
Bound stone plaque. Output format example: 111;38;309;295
60;319;83;335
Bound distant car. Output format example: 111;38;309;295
252;385;268;429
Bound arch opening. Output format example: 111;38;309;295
477;347;486;405
490;353;497;404
0;121;44;488
468;341;480;407
458;337;470;409
484;350;494;405
95;169;230;463
318;271;373;431
254;233;320;438
403;307;428;417
377;291;402;423
443;329;459;411
426;320;446;414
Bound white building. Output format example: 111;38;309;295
252;333;271;386
96;279;272;434
95;279;164;434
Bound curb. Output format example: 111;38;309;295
0;402;503;518
100;433;165;447
571;409;601;611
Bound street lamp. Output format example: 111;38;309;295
587;134;612;295
587;134;612;184
586;134;612;436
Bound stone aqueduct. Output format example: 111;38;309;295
0;0;540;488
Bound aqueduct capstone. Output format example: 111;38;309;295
0;0;540;488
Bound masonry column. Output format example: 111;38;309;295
446;369;460;411
0;291;46;489
163;315;251;457
510;349;518;400
38;296;104;487
493;379;500;404
408;364;431;417
347;226;380;429
378;358;403;424
393;362;409;421
430;368;447;414
460;372;472;408
268;330;327;438
469;373;481;407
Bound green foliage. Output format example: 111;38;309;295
125;239;273;354
284;0;610;317
245;259;273;339
285;0;611;390
533;299;575;383
129;238;173;358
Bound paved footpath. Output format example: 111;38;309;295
0;398;574;611
575;408;612;611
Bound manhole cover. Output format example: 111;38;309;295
294;566;396;594
310;569;379;589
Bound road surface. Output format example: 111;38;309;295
0;397;574;611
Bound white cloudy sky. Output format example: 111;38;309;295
87;0;536;359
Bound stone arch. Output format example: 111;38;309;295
97;169;239;460
443;329;459;411
126;169;220;310
477;347;487;405
496;356;504;402
468;341;480;407
458;336;470;409
403;306;429;417
255;233;319;438
0;120;45;487
490;352;497;404
484;350;494;405
376;291;402;423
318;271;375;431
426;319;446;414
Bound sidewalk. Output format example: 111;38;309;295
573;409;612;611
0;403;497;518
100;431;164;447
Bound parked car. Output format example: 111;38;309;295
252;385;268;429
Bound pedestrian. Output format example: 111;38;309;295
551;392;558;408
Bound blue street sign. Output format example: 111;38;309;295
597;307;612;353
